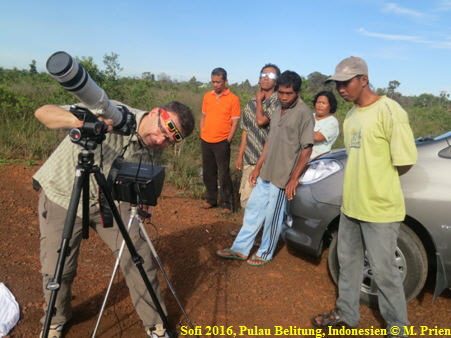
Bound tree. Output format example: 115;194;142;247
414;93;437;108
307;71;329;94
387;80;401;98
103;52;123;80
188;76;201;87
142;72;155;81
157;72;172;83
29;60;37;74
237;79;254;94
76;56;104;84
439;91;449;102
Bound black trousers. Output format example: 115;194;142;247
201;139;233;209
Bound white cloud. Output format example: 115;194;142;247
357;28;451;49
356;28;422;41
383;3;425;18
434;0;451;11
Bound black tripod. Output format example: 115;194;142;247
42;148;176;338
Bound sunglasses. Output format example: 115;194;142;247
260;72;278;80
159;109;183;143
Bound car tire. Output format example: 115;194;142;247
327;223;428;308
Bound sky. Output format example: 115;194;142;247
1;0;451;97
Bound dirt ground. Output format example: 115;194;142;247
0;163;450;338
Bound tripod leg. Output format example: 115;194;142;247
91;216;134;338
93;169;175;336
133;211;196;330
42;168;87;338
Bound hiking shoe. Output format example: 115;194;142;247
221;207;232;214
146;324;169;338
201;202;217;209
40;324;64;338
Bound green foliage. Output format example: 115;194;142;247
103;52;123;80
1;56;450;198
24;159;37;166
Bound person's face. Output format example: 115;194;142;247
335;75;366;102
137;108;183;149
259;67;277;91
278;85;298;108
315;95;331;117
211;75;227;94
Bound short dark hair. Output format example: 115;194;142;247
160;101;195;138
277;70;302;93
260;63;281;77
312;91;338;114
211;67;227;81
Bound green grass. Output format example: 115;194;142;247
1;68;450;200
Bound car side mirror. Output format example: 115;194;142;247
438;145;451;159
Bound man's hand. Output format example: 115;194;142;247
256;86;265;103
248;167;260;186
97;117;114;132
285;177;300;201
235;156;243;171
255;88;270;127
397;165;413;176
285;145;312;200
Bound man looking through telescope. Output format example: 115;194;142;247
33;100;194;338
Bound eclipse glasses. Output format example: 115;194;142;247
260;72;278;80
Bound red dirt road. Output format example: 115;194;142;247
0;164;450;337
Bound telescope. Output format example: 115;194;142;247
46;51;135;135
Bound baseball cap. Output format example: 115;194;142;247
326;56;368;83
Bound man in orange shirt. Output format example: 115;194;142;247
200;67;240;213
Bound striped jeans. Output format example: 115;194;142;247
231;178;287;261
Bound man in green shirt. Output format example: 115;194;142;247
312;57;417;338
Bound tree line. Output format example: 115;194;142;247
1;53;450;196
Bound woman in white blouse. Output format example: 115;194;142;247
311;91;340;158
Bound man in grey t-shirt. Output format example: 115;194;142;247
217;71;314;265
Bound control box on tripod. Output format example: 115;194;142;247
113;163;165;206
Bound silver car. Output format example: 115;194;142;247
281;131;451;307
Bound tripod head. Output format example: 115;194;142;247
68;105;108;151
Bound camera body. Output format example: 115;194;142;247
112;162;165;206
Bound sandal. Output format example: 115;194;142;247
311;309;352;328
246;254;271;266
216;248;247;260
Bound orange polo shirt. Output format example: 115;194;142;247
201;88;240;143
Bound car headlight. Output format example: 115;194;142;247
300;159;342;184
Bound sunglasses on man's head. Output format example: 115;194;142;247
260;72;278;80
159;109;183;143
